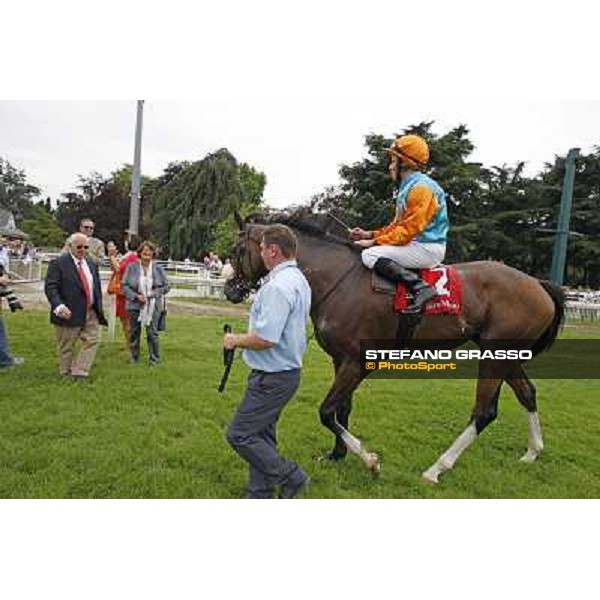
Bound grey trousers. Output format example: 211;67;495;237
227;369;304;499
128;310;159;364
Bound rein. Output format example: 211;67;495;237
306;259;360;313
234;215;362;307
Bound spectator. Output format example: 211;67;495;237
63;218;105;267
0;239;9;271
221;258;235;281
45;233;108;379
10;240;23;257
208;252;223;271
110;235;140;344
0;266;24;370
22;243;35;265
106;241;120;260
122;240;170;366
106;241;121;334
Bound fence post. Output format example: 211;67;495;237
550;148;580;285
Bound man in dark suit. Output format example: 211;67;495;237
45;232;107;378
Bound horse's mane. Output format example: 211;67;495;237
245;206;359;251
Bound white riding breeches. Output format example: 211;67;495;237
361;242;446;269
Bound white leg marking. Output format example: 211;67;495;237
339;428;380;472
520;411;544;463
422;422;478;484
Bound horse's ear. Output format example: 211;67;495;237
233;209;243;229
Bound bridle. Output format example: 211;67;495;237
228;225;267;301
229;216;361;307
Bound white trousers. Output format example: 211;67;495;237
361;242;446;269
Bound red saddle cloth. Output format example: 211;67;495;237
394;265;462;315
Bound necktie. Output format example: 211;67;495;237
77;260;91;308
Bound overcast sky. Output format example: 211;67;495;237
1;99;598;209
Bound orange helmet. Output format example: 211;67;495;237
385;134;430;170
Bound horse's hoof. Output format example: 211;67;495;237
365;452;381;473
422;468;440;485
519;450;540;463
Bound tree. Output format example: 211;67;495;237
20;203;66;248
56;165;151;250
0;157;40;220
142;161;190;243
213;163;267;257
153;149;256;260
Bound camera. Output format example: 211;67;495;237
0;263;24;312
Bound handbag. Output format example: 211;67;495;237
107;272;121;295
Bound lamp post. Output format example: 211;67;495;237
128;100;144;240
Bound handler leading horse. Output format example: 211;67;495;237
224;209;564;483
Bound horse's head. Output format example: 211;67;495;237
224;217;269;304
223;207;356;303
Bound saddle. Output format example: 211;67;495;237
372;265;463;316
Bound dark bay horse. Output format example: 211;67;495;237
224;209;565;483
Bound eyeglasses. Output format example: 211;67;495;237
76;245;90;250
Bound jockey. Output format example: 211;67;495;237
349;134;448;312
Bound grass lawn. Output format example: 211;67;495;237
1;311;599;498
168;296;241;307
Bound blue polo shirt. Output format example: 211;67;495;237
243;260;311;372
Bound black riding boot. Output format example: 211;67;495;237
373;257;437;312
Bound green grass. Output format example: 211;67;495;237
168;282;200;290
168;296;239;307
1;311;599;498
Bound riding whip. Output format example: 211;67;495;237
218;324;235;393
326;212;351;231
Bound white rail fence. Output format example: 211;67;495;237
99;261;230;299
565;302;600;322
2;258;43;282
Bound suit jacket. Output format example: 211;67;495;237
122;261;170;313
45;253;108;327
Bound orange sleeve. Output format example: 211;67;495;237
374;184;438;246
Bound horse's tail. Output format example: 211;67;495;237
530;280;566;357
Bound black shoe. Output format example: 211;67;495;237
373;258;437;312
10;301;24;312
406;285;437;312
0;357;24;369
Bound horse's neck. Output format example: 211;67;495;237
295;234;358;306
